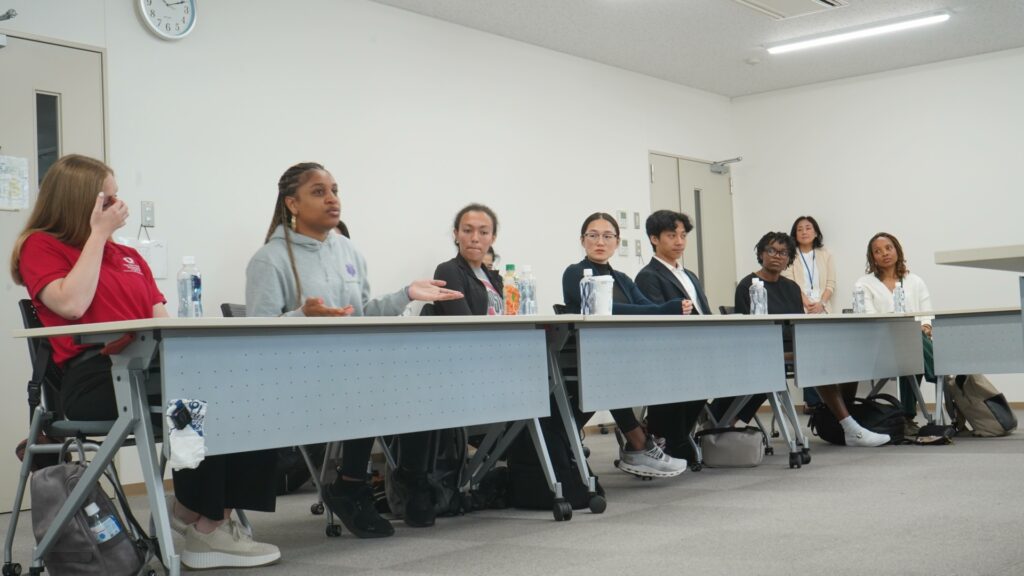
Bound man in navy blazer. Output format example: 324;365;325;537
634;210;711;462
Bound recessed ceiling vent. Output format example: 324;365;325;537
733;0;848;20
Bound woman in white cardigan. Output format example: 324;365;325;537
782;215;837;314
854;232;933;433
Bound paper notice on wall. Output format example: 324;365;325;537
0;155;30;211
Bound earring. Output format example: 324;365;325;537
290;213;298;231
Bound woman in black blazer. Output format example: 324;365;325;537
432;204;504;316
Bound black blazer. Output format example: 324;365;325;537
634;258;712;314
431;254;504;316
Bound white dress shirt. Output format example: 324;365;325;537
654;255;704;314
854;272;933;325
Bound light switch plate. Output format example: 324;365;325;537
141;201;155;227
619;239;628;256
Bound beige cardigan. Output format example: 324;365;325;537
781;247;837;313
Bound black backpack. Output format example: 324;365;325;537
274;444;328;495
506;392;603;511
809;393;904;446
386;429;469;517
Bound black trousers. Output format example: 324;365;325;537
61;354;277;521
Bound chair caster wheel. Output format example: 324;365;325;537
552;499;573;522
3;562;22;576
789;453;802;469
582;445;591;458
690;463;703;472
325;523;342;537
311;502;325;515
588;494;607;514
765;447;775;455
800;450;811;465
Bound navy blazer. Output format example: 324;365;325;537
634;258;712;315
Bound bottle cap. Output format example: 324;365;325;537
505;264;516;272
521;264;532;273
84;502;100;516
182;256;196;265
583;269;593;277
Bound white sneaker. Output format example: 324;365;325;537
617;436;687;478
845;427;890;447
182;519;280;569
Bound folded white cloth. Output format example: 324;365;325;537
165;399;208;470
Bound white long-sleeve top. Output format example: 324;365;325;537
853;272;933;325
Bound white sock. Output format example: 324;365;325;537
839;416;859;432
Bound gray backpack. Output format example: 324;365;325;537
30;449;151;576
944;374;1018;437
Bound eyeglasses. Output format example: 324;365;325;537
583;232;619;242
765;247;790;257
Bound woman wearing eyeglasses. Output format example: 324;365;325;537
561;212;689;478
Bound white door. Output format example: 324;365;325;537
0;34;106;513
649;154;737;313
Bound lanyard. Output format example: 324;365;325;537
799;250;816;290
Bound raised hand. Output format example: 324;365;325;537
90;192;128;240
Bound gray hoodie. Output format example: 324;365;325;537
245;225;410;317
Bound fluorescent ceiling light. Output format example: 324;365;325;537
766;12;950;55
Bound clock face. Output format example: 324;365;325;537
138;0;197;40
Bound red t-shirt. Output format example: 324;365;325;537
19;232;165;367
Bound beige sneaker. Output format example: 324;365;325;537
182;519;280;569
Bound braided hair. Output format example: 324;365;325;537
265;162;326;309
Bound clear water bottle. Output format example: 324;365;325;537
580;268;595;315
177;256;203;317
519;265;537;315
893;282;907;313
84;502;122;543
750;278;768;315
852;285;866;313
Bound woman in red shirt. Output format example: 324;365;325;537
10;154;279;570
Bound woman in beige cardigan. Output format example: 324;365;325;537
782;215;837;314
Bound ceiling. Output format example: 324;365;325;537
367;0;1024;98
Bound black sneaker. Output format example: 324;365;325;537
394;468;436;528
323;481;395;538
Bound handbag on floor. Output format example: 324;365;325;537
944;374;1017;437
809;393;904;446
694;426;766;468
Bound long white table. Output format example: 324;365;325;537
9;315;559;576
935;244;1024;347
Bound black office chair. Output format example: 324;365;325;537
220;302;247;318
4;300;159;576
719;305;736;315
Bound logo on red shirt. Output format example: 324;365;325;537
122;256;143;275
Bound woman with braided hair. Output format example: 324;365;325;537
245;162;462;538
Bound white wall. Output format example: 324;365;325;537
731;47;1024;398
99;0;736;312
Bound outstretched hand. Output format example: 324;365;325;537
407;279;464;302
301;297;355;317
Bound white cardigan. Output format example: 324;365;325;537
853;272;933;325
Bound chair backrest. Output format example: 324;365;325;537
552;304;568;315
220;303;247;318
19;299;60;417
718;305;736;315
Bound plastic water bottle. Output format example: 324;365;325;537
177;256;203;317
893;282;907;313
503;264;520;315
84;502;122;543
749;278;768;315
518;265;537;315
580;269;595;315
852;285;866;313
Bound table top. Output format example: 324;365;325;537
934;245;1024;273
12;311;931;339
931;306;1022;319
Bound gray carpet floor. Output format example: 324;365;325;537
4;421;1024;576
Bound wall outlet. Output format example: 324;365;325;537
635;241;642;256
141;201;155;227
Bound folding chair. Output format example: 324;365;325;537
3;300;160;576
